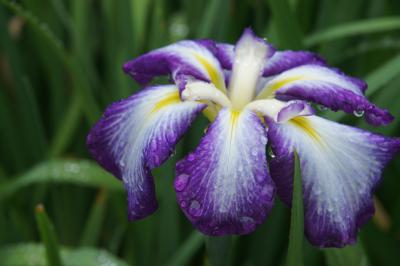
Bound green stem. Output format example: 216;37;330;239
286;152;304;266
35;204;64;266
206;236;232;266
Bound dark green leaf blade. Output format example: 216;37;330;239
286;152;304;266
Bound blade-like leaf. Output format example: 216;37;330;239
0;159;123;201
286;152;304;266
324;242;370;266
35;204;63;266
206;236;233;266
0;243;129;266
267;0;304;49
305;17;400;47
165;231;204;266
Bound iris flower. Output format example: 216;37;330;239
87;29;400;247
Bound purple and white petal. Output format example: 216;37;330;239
123;40;226;91
267;115;400;247
175;108;275;235
215;44;323;77
263;51;325;76
87;85;205;220
229;28;274;109
259;65;393;126
245;99;315;124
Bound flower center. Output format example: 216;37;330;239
228;33;270;110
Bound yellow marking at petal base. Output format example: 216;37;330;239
193;53;226;91
257;76;305;99
228;110;240;143
151;91;181;114
290;117;322;143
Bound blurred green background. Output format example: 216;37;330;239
0;0;400;265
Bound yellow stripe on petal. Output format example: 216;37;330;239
151;91;181;114
290;117;322;143
193;52;225;91
257;76;305;99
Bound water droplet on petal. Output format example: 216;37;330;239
268;147;276;159
353;109;364;117
175;174;190;192
150;139;158;151
261;136;267;145
240;216;256;231
180;200;187;208
187;154;195;162
251;150;258;156
189;200;201;217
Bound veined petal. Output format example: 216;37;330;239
123;40;227;92
263;51;326;76
87;85;205;220
246;99;315;123
215;44;323;76
175;108;275;235
258;65;393;126
267;115;400;247
229;28;274;109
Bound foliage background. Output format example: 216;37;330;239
0;0;399;265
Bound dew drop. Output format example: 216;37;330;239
353;109;365;117
150;139;158;151
167;131;177;143
238;165;244;172
251;149;258;156
261;136;268;145
187;154;195;162
268;147;276;159
180;200;187;208
189;200;201;217
175;174;190;192
240;216;255;231
317;105;328;111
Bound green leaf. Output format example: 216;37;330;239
304;17;400;47
165;231;204;266
286;152;304;266
267;0;304;49
130;0;151;54
80;189;108;246
196;0;229;39
0;0;101;124
324;242;370;266
0;159;123;201
35;204;63;266
0;243;129;266
206;236;232;266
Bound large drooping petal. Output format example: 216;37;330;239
87;85;205;220
175;108;275;235
267;115;400;247
215;43;323;76
258;65;393;126
123;40;227;92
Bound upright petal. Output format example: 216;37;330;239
258;65;393;126
123;40;227;92
215;44;324;76
175;108;275;235
87;85;205;220
267;115;400;247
